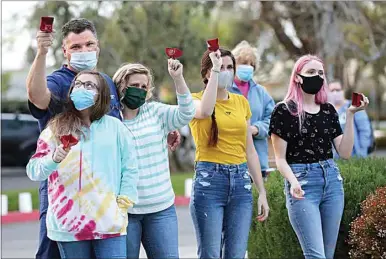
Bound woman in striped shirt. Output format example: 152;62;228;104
112;59;195;259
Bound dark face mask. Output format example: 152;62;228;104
121;87;147;110
297;74;324;95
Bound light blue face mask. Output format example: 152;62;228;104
218;70;234;89
69;51;98;72
70;87;97;111
236;64;254;82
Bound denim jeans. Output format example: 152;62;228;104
190;161;253;259
57;235;126;259
36;180;61;259
126;205;179;259
285;159;344;259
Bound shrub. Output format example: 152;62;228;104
248;157;386;259
348;187;386;259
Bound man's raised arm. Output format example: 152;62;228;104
26;31;54;110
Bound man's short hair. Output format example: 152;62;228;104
61;18;97;39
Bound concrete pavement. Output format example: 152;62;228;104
1;206;198;258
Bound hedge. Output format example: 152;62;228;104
248;157;386;259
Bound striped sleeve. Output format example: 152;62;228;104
157;92;196;132
26;127;59;181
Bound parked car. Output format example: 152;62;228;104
1;113;40;167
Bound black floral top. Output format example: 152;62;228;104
269;102;343;164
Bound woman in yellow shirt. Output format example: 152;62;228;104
189;48;269;259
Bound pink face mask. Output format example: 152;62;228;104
328;90;345;105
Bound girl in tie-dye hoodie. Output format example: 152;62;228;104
26;71;139;259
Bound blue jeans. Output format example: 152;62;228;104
285;159;344;259
57;235;126;259
190;161;253;259
126;205;179;259
36;180;61;259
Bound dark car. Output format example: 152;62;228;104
1;113;40;167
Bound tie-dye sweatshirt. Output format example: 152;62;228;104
26;115;139;242
124;92;195;214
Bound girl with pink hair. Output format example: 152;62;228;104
269;55;369;259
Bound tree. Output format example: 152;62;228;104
26;1;75;67
1;72;12;95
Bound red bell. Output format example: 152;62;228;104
165;48;183;59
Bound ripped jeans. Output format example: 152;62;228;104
285;159;344;259
190;161;253;259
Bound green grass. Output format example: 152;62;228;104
2;188;39;212
2;172;194;212
171;172;194;196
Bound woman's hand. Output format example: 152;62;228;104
52;144;70;163
168;58;183;79
289;179;305;200
348;93;369;113
256;191;270;222
209;50;222;71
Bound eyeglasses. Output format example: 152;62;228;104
74;80;98;90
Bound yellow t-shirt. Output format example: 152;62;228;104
189;91;252;165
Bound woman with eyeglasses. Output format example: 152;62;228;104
26;70;139;259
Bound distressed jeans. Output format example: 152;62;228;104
190;161;253;259
285;159;344;259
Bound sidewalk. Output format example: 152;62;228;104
1;207;198;258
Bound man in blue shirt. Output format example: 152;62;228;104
26;18;180;259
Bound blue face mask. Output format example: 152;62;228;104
69;51;98;72
70;88;97;111
236;65;254;82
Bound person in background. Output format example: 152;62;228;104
189;48;269;259
25;18;180;259
328;80;372;157
26;71;139;259
113;59;195;259
229;40;275;180
269;54;369;259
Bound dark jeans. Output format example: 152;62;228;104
36;180;61;259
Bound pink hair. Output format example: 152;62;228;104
283;54;328;131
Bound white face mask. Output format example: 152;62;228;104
328;90;345;105
218;70;234;89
